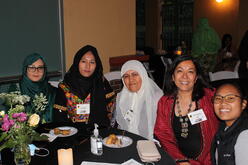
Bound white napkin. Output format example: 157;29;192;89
41;133;58;142
81;162;118;165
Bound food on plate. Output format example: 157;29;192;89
106;134;122;145
53;128;60;134
53;128;71;135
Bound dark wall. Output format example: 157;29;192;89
0;0;64;78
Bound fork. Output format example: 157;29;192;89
120;130;126;145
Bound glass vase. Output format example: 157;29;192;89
14;143;31;165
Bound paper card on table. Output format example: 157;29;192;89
81;161;119;165
121;159;143;165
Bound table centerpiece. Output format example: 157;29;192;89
0;91;48;165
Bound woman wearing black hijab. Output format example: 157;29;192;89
54;45;116;129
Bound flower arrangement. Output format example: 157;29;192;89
0;91;48;151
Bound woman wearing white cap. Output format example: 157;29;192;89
115;60;163;140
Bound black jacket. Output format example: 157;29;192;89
211;112;248;165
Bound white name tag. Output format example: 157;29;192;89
187;109;207;125
76;104;90;115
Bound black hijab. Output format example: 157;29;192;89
63;45;109;126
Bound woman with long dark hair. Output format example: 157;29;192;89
53;45;116;129
154;55;219;165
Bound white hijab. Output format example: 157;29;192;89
116;60;163;140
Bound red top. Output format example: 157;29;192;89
154;88;219;165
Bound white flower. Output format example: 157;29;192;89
0;110;5;116
13;95;30;105
33;93;48;113
11;105;25;113
28;114;40;127
0;91;48;117
0;92;30;105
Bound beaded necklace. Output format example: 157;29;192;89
176;97;192;138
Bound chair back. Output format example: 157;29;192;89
160;56;172;65
48;80;61;88
104;71;121;81
160;56;172;90
142;62;155;80
104;71;122;93
209;71;239;82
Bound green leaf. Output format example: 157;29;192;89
0;132;9;142
33;134;48;141
0;138;16;151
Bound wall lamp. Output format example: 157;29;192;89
216;0;224;3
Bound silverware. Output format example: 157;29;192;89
44;128;52;131
120;130;125;145
79;138;89;145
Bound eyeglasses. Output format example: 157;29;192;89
213;94;241;104
27;66;45;73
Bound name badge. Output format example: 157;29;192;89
187;109;207;125
76;104;90;115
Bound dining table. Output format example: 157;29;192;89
1;122;176;165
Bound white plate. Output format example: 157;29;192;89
49;126;78;137
103;135;133;148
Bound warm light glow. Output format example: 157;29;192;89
175;50;182;55
216;0;223;3
57;148;73;165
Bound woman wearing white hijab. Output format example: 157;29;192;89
116;60;163;140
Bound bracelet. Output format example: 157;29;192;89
176;159;189;163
